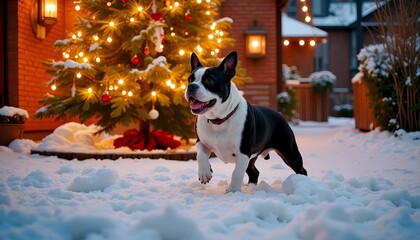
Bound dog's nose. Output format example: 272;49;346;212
187;83;199;92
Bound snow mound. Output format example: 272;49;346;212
9;139;37;154
68;167;119;192
135;204;205;240
33;122;119;153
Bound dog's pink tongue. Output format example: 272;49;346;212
190;100;206;110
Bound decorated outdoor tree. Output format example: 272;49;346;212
36;0;248;150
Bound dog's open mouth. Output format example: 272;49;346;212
188;97;216;114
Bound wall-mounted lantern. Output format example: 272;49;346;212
31;0;58;39
244;20;267;59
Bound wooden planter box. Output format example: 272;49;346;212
0;124;25;146
353;82;375;131
286;81;329;122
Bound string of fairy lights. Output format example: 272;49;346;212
282;0;325;48
52;0;226;115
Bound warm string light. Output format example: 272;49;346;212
300;0;311;23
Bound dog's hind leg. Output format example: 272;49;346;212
246;156;259;184
275;140;307;176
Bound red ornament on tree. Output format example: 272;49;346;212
151;12;163;21
131;55;139;65
144;46;150;55
102;91;111;102
185;10;192;21
121;0;129;3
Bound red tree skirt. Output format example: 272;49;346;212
114;129;181;151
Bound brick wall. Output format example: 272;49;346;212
326;30;350;89
8;0;67;131
220;0;278;108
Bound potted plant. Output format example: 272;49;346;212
0;106;29;146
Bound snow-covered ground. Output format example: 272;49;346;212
1;118;419;240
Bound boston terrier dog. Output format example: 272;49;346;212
185;51;307;192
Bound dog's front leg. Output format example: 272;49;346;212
226;154;250;193
196;141;213;184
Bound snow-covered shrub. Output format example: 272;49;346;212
356;44;398;131
333;104;353;118
277;87;297;121
282;64;301;80
309;71;336;92
0;106;29;124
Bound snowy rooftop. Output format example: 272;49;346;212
282;13;327;38
313;2;379;27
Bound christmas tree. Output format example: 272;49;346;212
36;0;248;149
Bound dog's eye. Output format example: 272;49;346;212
204;78;215;85
188;76;193;83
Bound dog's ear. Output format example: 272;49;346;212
190;52;202;72
218;51;238;79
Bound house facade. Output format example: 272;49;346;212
1;0;287;139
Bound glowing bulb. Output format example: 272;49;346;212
96;57;101;62
181;84;186;90
122;90;127;95
283;40;290;46
88;88;92;92
76;73;82;78
206;0;210;2
138;6;143;11
217;38;222;43
252;40;259;47
179;49;185;56
64;53;70;58
310;40;316;46
51;84;57;90
305;16;311;22
109;85;114;91
184;32;189;36
219;31;224;36
75;5;80;11
166;80;172;86
215;49;219;53
118;79;124;85
302;6;308;12
171;32;175;37
196;45;203;53
107;37;112;43
78;52;84;57
151;91;157;97
127;91;133;97
72;34;77;39
107;2;112;7
83;57;88;63
211;51;215;55
93;35;99;41
174;2;179;7
299;40;305;46
109;21;115;27
130;17;134;22
77;31;82;37
197;0;202;3
208;34;214;39
170;84;176;89
206;11;210;15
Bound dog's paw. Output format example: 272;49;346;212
225;185;241;193
198;165;213;184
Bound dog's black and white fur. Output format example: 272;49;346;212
185;51;307;192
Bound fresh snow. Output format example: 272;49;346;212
0;106;29;119
1;118;420;240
